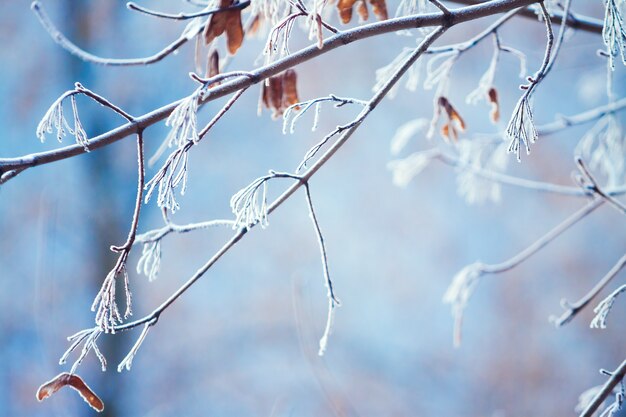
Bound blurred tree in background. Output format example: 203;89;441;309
0;0;625;416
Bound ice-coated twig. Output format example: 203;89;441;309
126;0;250;21
31;1;206;65
117;322;153;372
601;0;626;69
59;327;105;374
591;282;626;329
444;198;604;345
135;219;235;281
92;132;145;332
575;157;626;215
302;183;340;355
35;83;133;151
505;2;555;161
552;253;626;326
579;359;626;417
146;88;248;210
282;95;367;135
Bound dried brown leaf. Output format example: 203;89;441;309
356;0;369;21
248;14;262;37
337;0;358;24
37;372;104;413
368;0;388;20
225;8;244;54
282;70;300;108
203;0;244;55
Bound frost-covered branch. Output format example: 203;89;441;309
552;253;626;327
444;198;604;345
1;0;544;183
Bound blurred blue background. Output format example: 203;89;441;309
0;1;624;416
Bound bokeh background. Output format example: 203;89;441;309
0;1;624;416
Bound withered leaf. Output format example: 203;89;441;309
487;87;500;123
356;0;369;21
203;0;244;55
37;372;104;413
268;76;284;116
206;50;220;87
282;69;300;108
261;70;302;118
247;14;262;37
337;0;358;24
368;0;388;20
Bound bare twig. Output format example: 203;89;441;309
31;1;203;66
444;198;605;345
576;157;626;215
553;253;626;326
126;0;250;20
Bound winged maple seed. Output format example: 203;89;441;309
336;0;388;24
437;96;466;142
203;0;244;55
36;372;104;412
487;87;500;123
261;70;300;118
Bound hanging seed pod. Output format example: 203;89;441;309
368;0;388;20
282;70;300;108
337;0;358;23
203;0;244;55
37;373;104;413
487;87;500;123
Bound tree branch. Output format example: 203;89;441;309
1;0;542;183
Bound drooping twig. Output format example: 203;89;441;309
505;1;554;161
302;182;340;356
552;253;626;326
91;132;145;331
31;1;203;66
126;0;250;21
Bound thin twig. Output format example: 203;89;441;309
126;0;250;20
449;0;603;34
552;253;626;326
31;1;201;66
576;157;626;215
302;182;340;356
481;198;604;274
198;87;248;139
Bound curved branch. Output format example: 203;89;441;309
31;1;202;66
2;0;540;181
126;0;250;21
450;0;603;34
